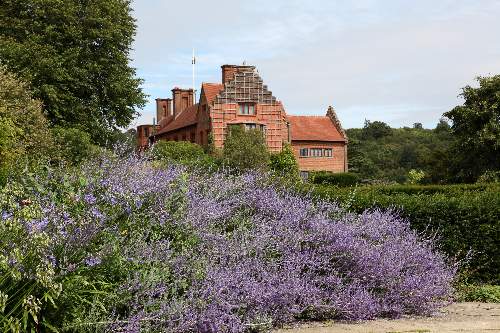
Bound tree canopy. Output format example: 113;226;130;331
151;141;217;169
269;143;300;180
444;75;500;182
0;65;54;184
223;126;270;171
347;120;453;184
361;120;392;140
0;0;146;144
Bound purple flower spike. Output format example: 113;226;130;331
84;193;97;205
85;256;101;267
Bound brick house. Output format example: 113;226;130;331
137;64;347;176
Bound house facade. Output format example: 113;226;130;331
137;64;347;175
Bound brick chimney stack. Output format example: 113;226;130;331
156;98;172;123
172;88;194;118
221;64;256;85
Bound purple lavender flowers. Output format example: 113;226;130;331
97;155;455;332
0;153;456;332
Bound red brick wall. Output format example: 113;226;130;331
137;125;158;150
196;94;212;146
172;88;194;118
221;65;255;84
209;102;286;153
156;98;172;124
291;141;347;173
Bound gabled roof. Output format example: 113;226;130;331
201;83;224;104
156;104;199;135
288;116;346;142
158;114;174;128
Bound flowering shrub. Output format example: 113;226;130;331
0;153;456;332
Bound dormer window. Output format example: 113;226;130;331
239;103;255;115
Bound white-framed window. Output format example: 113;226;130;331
299;148;308;157
323;148;333;157
239;103;255;115
310;148;323;157
260;124;267;133
245;123;257;130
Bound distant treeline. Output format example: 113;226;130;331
346;120;453;184
347;75;500;184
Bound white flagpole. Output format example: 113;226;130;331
192;48;196;104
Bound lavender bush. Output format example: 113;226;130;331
0;152;456;332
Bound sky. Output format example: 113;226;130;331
129;0;500;129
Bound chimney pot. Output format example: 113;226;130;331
172;88;194;118
221;64;255;85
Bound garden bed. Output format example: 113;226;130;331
1;154;457;332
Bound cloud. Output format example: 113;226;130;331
130;0;500;129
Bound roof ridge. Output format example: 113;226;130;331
156;103;199;135
202;82;223;86
288;115;329;118
288;115;346;142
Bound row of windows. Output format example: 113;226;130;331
299;148;333;158
228;123;267;133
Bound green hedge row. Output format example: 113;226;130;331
309;184;500;284
348;183;499;195
309;171;360;187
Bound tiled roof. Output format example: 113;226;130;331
202;83;224;104
288;116;346;142
158;115;174;128
156;104;199;135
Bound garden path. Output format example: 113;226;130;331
275;303;500;333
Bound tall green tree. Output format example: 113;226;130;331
0;0;146;144
223;126;270;172
0;65;54;185
444;75;500;182
269;143;300;179
361;120;392;139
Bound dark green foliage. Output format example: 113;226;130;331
310;171;360;187
435;118;451;134
0;65;54;186
269;143;299;178
0;0;147;144
222;126;270;171
347;123;454;184
52;127;99;165
361;120;392;139
338;183;492;195
153;141;205;161
310;183;500;283
477;170;500;184
151;141;217;169
444;75;500;182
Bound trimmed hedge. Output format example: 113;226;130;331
310;184;500;283
310;171;360;187
150;141;218;169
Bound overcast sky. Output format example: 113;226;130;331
129;0;500;129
